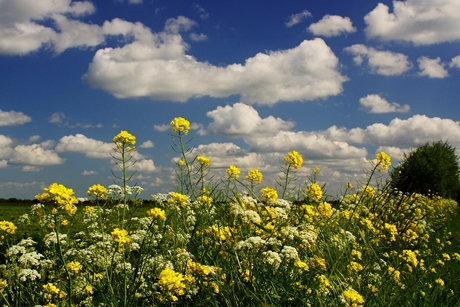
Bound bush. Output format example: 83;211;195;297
390;140;460;198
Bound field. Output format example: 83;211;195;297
1;120;460;307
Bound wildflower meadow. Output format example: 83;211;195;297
1;117;459;307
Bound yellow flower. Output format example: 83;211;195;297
284;150;303;169
158;268;186;296
0;221;17;234
85;285;94;294
197;195;213;205
113;130;136;151
384;223;398;241
435;278;445;287
375;151;391;171
37;183;78;208
84;206;95;214
196;155;211;167
226;165;240;180
87;183;107;198
245;168;263;185
343;289;365;306
305;183;322;202
260;186;278;203
61;220;69;226
0;279;7;293
358;185;375;197
67;261;83;274
43;283;60;295
170;117;190;135
318;202;333;218
294;259;309;272
168;192;189;207
401;250;418;267
111;228;131;252
147;207;167;221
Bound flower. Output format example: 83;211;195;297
36;183;78;209
260;186;278;203
170;117;190;135
168;192;189;207
0;221;17;234
343;289;365;307
113;130;136;151
245;168;263;185
305;183;322;202
375;151;391;171
158;267;186;298
87;183;107;198
196;155;211;167
67;261;83;274
226;165;240;180
43;282;60;295
318;202;333;218
284;150;303;169
111;228;131;252
147;207;167;221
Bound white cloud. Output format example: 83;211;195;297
0;0;96;55
0;135;14;159
22;165;43;172
324;115;460;149
450;55;460;69
29;135;40;142
164;16;197;34
285;10;312;27
194;4;209;19
84;37;346;105
417;56;449;78
154;124;170;132
308;15;356;37
375;146;408;161
200;103;295;137
82;170;98;175
0;109;31;126
189;33;207;42
344;44;412;76
55;134;113;159
10;144;65;165
364;0;460;45
140;140;154;148
0;160;7;168
131;159;156;172
359;94;410;114
49;112;66;124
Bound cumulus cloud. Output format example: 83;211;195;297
10;144;65;165
417;56;449;78
308;15;356;37
324;115;460;149
0;135;14;159
359;94;410;114
200;103;295;137
285;10;312;27
0;109;31;126
0;0;96;55
189;33;207;42
194;4;209;19
82;170;98;175
84;37;347;105
55;134;113;159
364;0;460;45
450;55;460;69
344;44;412;76
0;160;7;168
140;140;154;148
131;158;156;172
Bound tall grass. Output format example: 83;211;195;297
0;117;459;307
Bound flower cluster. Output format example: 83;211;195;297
86;183;107;199
113;130;136;151
226;165;240;180
196;155;211;167
170;117;190;135
284;150;303;169
35;183;78;216
245;168;263;185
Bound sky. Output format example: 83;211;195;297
1;0;460;200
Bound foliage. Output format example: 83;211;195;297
0;120;459;306
390;140;460;198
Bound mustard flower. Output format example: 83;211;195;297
294;259;309;272
87;183;107;198
260;186;278;203
384;223;398;241
111;228;131;252
305;183;322;202
284;150;303;169
170;117;190;135
113;130;136;151
343;289;365;307
196;155;211;167
401;250;419;267
37;182;78;208
245;168;263;185
435;278;445;287
43;283;60;295
197;195;213;205
318;202;333;218
67;261;83;274
85;285;94;295
0;279;7;293
375;151;391;171
158;267;186;296
310;256;327;271
146;207;167;221
0;221;17;234
358;185;375;198
226;165;240;180
168;192;189;207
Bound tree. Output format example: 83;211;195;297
390;140;460;198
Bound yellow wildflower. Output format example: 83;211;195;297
260;186;278;203
158;268;186;296
87;183;107;198
305;183;322;202
168;192;189;207
318;202;333;218
67;261;83;274
85;285;94;294
196;155;211;167
43;283;60;295
147;207;167;221
113;130;136;151
197;195;213;205
226;165;240;180
170;117;190;135
284;150;303;169
294;259;309;272
111;228;131;252
435;278;445;287
343;289;365;307
0;221;17;234
375;151;391;171
0;279;7;293
245;168;263;185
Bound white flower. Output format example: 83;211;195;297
263;251;282;267
19;252;44;267
18;269;41;281
281;246;298;260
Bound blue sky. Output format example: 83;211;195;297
1;0;460;199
